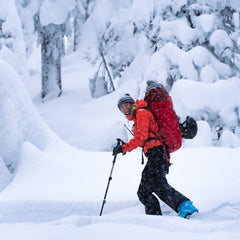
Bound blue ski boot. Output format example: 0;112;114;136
178;200;198;219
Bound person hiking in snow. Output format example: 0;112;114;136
113;82;198;218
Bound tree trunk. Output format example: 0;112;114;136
41;25;62;101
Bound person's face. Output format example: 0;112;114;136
120;102;132;116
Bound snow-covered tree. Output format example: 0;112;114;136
14;0;38;58
0;0;29;82
34;0;74;101
0;58;55;189
85;0;240;146
34;15;63;100
85;0;134;98
72;0;96;52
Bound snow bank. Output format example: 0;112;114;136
170;78;240;146
0;141;142;202
171;78;240;118
0;145;240;227
169;147;240;212
0;59;68;190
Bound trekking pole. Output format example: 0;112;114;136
99;138;121;216
124;124;133;136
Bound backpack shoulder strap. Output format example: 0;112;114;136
138;107;170;163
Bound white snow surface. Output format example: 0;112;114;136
1;2;240;238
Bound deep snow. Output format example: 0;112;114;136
1;2;240;237
0;49;240;240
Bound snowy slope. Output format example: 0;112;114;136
1;1;240;237
0;51;240;240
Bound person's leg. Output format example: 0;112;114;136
148;146;189;213
137;157;162;215
155;177;189;213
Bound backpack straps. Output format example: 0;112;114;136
141;137;160;164
137;107;170;164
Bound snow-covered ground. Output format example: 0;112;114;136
0;50;240;240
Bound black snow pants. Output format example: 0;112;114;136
137;145;189;215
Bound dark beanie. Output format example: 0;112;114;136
146;80;164;93
117;93;135;109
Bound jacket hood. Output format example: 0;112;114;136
126;99;148;121
135;99;148;109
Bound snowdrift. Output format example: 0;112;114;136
0;59;79;191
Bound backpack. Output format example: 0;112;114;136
144;86;182;153
179;116;198;139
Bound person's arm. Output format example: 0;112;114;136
122;110;150;153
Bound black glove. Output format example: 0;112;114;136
112;145;123;156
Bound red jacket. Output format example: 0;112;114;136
122;99;163;155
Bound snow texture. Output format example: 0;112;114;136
1;0;240;239
40;0;75;26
